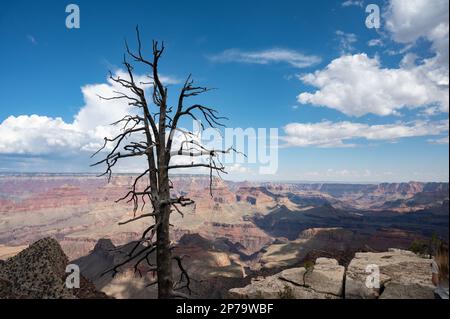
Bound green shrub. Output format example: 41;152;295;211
410;239;428;255
278;285;295;299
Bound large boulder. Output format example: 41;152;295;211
228;257;344;299
278;258;345;296
304;258;345;296
345;248;434;299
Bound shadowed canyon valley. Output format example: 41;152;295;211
0;174;448;298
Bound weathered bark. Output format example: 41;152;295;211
156;134;172;298
156;201;173;298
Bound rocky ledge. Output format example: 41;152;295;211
0;237;109;299
229;249;435;299
345;248;434;299
229;258;344;299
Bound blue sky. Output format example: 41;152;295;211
0;0;448;182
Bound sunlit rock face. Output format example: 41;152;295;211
345;249;435;299
229;257;344;299
229;250;435;299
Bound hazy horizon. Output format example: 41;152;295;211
1;171;449;185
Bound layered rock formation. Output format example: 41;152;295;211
1;173;448;299
254;202;448;243
196;221;272;254
1;175;448;263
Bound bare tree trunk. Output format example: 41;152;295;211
93;28;237;298
156;200;173;298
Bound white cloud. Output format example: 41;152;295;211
297;54;449;116
297;0;449;118
0;115;88;154
428;136;449;145
335;30;358;54
227;163;250;173
342;0;363;7
282;120;449;148
0;70;180;155
385;0;448;50
367;39;383;47
384;43;414;56
384;0;449;85
207;48;321;68
0;70;244;174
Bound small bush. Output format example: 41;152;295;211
410;240;428;255
278;285;295;299
303;260;315;271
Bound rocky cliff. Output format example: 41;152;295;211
0;237;109;299
1;175;447;262
229;249;435;299
1;237;438;299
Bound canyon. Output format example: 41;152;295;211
0;173;448;298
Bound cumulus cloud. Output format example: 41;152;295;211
0;70;180;156
385;0;448;53
297;54;449;116
207;48;321;69
0;70;236;174
384;0;449;85
0;115;88;155
282;120;449;147
296;0;449;117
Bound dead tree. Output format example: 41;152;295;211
91;27;237;299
